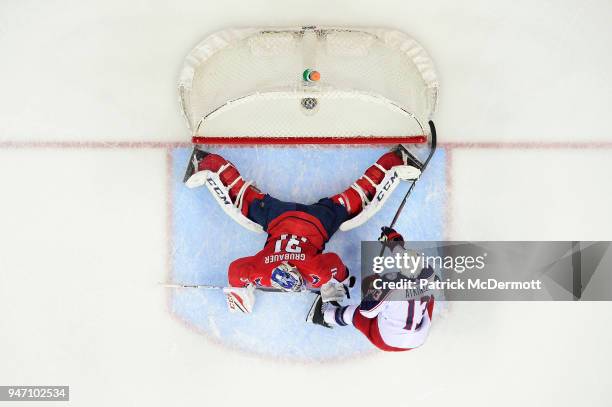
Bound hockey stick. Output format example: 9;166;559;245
379;121;437;256
161;282;316;293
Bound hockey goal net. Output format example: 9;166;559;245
178;26;438;146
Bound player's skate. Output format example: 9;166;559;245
183;147;265;233
306;295;332;329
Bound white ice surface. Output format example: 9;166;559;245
1;1;612;406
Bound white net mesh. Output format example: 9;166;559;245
179;26;438;143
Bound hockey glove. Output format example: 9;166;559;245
379;226;405;250
320;276;356;304
223;285;256;314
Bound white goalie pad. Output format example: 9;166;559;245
339;165;421;231
188;170;264;234
223;285;256;314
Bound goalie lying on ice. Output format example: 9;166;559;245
183;146;421;312
306;227;438;352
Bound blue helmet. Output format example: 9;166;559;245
270;262;303;292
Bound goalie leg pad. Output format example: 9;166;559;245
204;171;264;233
339;165;419;231
184;151;265;233
332;150;420;221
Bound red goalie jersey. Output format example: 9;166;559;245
228;211;349;289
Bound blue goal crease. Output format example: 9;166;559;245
170;146;447;361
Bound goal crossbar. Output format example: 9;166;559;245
191;135;428;145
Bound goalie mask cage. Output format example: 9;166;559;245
179;26;438;146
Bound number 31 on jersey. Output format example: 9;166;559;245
274;234;307;253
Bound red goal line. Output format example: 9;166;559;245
191;135;428;145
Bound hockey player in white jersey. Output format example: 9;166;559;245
307;227;437;352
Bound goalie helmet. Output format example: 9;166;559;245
270;262;303;292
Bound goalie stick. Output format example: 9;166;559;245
379;121;437;256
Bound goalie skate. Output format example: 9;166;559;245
183;146;210;187
393;144;425;171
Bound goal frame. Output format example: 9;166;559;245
179;26;439;147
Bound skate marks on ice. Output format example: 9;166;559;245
169;146;447;361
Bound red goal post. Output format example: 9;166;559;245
179;26;438;147
191;136;428;145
